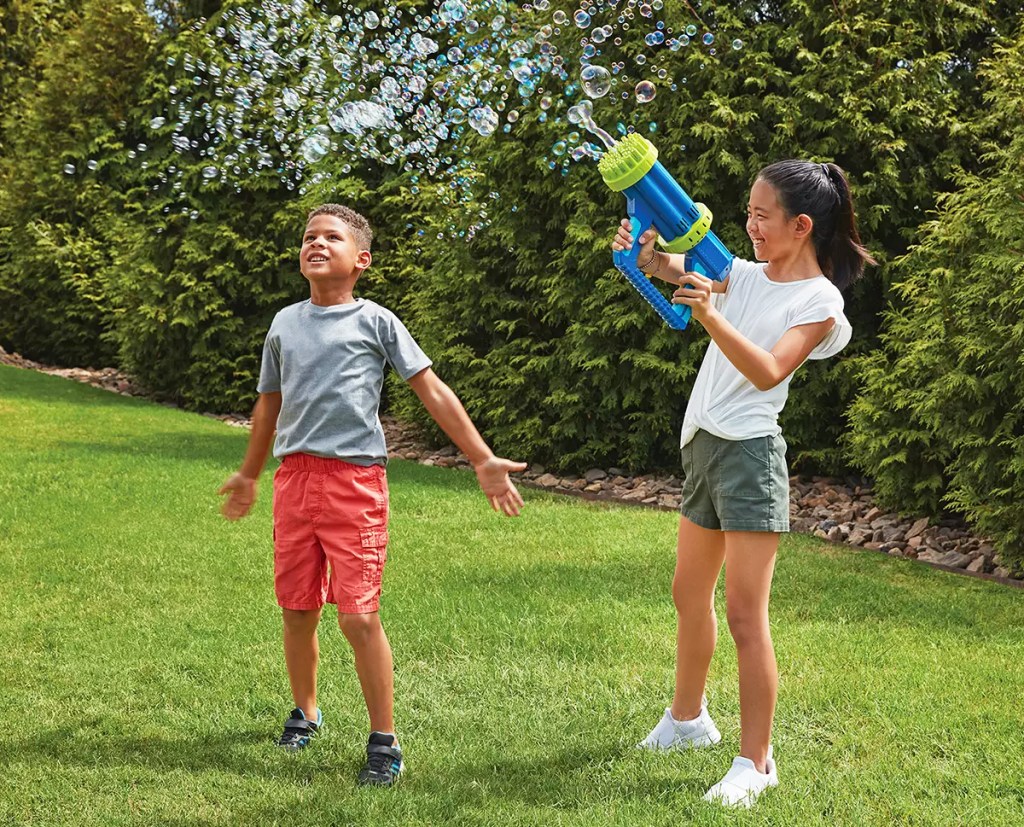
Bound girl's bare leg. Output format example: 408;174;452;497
723;531;780;772
671;515;726;720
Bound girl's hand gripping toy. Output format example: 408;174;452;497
598;134;734;330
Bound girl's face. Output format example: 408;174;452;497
746;178;803;262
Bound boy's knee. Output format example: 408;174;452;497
282;607;321;632
338;611;381;642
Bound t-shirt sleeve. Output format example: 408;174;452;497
788;285;853;360
710;256;748;313
377;309;433;380
256;323;282;393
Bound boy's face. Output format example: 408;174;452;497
300;214;371;282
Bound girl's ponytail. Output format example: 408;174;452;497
821;162;875;291
757;160;876;291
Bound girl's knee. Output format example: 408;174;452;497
725;603;770;647
672;575;716;617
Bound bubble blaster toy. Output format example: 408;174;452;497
598;134;734;330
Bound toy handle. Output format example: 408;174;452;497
619;214;692;327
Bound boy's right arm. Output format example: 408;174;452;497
218;391;282;520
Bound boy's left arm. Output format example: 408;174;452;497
407;368;527;517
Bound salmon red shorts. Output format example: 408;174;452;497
272;453;390;614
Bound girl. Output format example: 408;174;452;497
612;160;874;808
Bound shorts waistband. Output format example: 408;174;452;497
280;453;372;473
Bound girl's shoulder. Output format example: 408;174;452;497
727;257;764;282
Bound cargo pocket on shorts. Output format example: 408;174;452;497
359;527;389;586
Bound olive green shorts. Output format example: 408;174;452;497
680;429;790;532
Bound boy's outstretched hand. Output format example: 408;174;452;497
473;456;528;517
219;472;258;520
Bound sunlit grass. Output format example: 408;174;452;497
1;365;1022;826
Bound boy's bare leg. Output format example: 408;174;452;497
723;531;780;773
282;607;322;718
671;515;726;721
338;612;395;735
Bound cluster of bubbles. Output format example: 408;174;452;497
66;0;736;241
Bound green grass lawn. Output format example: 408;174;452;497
1;365;1022;827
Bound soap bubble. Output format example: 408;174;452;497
149;117;166;130
581;64;611;98
573;10;591;28
702;32;714;45
63;163;76;175
468;106;498;136
364;11;380;29
440;0;467;23
553;10;568;25
300;133;331;163
685;24;697;36
635;80;656;103
552;140;567;156
732;38;744;50
202;165;219;178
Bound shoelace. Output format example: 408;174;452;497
364;749;396;777
279;727;309;745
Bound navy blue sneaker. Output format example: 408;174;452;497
275;707;322;751
357;731;404;786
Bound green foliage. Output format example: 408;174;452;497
3;0;1024;564
96;19;413;413
393;0;1021;472
848;24;1024;572
0;0;154;366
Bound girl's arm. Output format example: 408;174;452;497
702;313;835;391
672;271;835;391
647;251;730;294
610;219;729;293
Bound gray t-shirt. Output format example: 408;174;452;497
257;298;432;465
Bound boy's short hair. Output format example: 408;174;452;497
306;204;373;251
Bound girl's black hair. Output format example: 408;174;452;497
756;160;876;291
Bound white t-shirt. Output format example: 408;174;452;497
680;257;852;448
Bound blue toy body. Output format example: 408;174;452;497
603;138;734;330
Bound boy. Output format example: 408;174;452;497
218;203;526;786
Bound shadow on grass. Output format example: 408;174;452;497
3;725;352;780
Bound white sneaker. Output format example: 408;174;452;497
703;746;778;808
637;700;722;751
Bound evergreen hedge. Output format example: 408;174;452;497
392;1;1021;473
1;2;1023;566
848;25;1024;572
